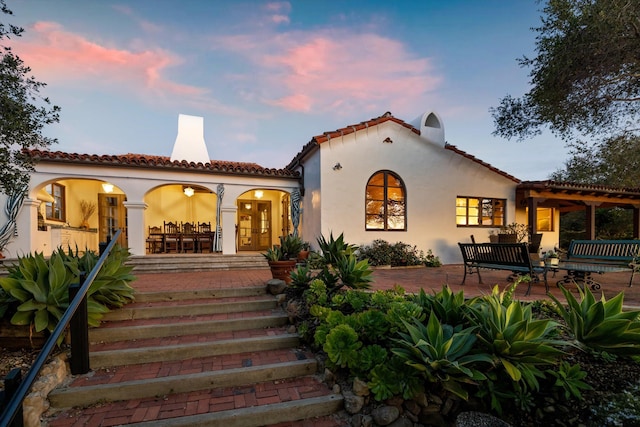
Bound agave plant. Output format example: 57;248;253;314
549;285;640;356
0;251;75;333
392;312;493;400
467;286;565;390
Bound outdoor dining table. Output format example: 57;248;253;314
550;261;630;291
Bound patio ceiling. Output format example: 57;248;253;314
517;180;640;212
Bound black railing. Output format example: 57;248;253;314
0;230;122;427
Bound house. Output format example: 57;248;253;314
1;110;639;264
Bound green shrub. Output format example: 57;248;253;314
357;239;440;267
393;313;493;400
549;285;640;356
0;245;136;333
467;286;565;390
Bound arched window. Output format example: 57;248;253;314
365;171;406;230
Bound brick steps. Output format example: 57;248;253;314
127;254;269;274
45;285;343;427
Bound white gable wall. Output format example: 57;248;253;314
310;121;516;264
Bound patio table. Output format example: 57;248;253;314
553;261;630;291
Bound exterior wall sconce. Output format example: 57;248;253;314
254;190;264;199
383;137;393;143
102;183;114;193
333;163;342;170
183;186;195;197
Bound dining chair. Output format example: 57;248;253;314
146;226;163;253
163;221;181;253
197;222;213;253
181;222;197;252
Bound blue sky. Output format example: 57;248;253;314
7;0;568;179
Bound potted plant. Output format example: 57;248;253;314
79;200;96;229
297;241;311;262
262;235;304;283
544;249;559;266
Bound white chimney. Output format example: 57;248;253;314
170;114;211;164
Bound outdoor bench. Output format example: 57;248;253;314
458;242;547;296
559;239;640;288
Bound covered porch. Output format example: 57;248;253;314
517;180;640;241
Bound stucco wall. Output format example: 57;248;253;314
309;121;517;264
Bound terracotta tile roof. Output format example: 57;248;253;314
444;144;520;183
287;112;521;183
28;150;300;178
518;180;640;197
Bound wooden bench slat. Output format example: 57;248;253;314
458;242;547;296
566;239;640;287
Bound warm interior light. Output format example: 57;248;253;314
184;186;195;197
254;190;264;199
102;183;114;193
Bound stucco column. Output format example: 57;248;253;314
527;197;538;235
221;205;237;255
16;198;40;257
123;201;147;256
585;203;597;240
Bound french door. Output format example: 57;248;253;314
237;200;271;251
98;193;127;247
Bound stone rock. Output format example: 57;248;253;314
276;293;287;304
352;377;370;396
343;391;365;414
352;414;373;427
385;395;404;408
388;417;413;427
332;384;341;394
24;353;69;427
324;368;336;385
419;412;447;427
266;279;287;294
455;411;512;427
414;392;429;408
286;324;297;334
404;399;421;415
372;405;400;426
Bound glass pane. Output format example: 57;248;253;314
387;200;405;217
387;175;402;187
387;215;405;230
366;215;384;229
366;200;384;215
366;186;385;201
455;197;467;208
368;173;385;186
387;187;404;201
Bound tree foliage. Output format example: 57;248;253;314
0;0;59;195
491;0;640;142
550;135;640;187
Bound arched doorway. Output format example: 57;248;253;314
237;190;290;251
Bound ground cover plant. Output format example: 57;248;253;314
0;245;136;336
356;239;441;267
287;234;640;426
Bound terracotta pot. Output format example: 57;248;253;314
297;250;310;262
268;260;297;284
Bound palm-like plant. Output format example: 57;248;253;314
393;312;493;400
467;287;565;390
549;285;640;356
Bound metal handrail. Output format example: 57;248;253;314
0;230;122;426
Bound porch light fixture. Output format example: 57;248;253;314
254;190;264;199
183;186;195;197
333;163;342;170
102;183;114;193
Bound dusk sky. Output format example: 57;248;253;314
6;0;568;180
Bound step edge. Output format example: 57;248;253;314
49;359;317;408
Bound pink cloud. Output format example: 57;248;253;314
264;2;291;25
231;30;441;116
10;21;205;99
